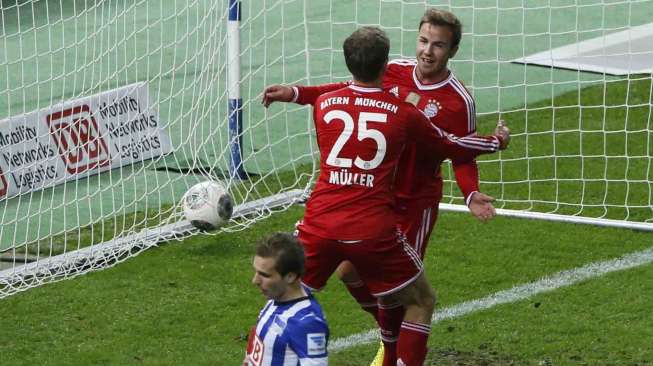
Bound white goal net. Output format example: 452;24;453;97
1;0;652;298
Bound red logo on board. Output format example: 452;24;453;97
47;105;110;174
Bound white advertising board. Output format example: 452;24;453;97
0;82;172;200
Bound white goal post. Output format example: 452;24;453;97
1;0;652;298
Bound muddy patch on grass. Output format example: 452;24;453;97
428;346;525;366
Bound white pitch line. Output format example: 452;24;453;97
329;246;653;352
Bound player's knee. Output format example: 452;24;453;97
418;285;436;314
335;261;359;283
411;275;436;312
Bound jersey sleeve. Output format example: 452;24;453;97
442;80;480;204
452;159;480;203
294;82;350;105
287;314;329;365
407;107;500;161
243;325;258;366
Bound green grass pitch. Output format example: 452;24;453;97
1;205;651;365
1;1;653;364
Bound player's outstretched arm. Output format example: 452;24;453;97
413;116;511;160
454;119;509;221
262;82;350;108
465;119;510;221
262;84;295;107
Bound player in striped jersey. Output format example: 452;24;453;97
245;233;328;366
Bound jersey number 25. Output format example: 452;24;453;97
323;110;387;170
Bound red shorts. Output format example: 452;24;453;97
395;201;439;259
297;228;423;297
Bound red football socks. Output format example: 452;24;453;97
396;321;431;366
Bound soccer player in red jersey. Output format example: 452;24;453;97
280;26;507;366
262;10;503;347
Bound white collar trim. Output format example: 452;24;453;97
412;67;453;90
348;85;383;93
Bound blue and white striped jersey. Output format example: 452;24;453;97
245;295;328;366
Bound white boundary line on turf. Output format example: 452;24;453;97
329;246;653;352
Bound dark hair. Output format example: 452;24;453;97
255;232;305;277
418;8;462;48
342;26;390;82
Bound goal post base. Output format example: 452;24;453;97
439;204;653;232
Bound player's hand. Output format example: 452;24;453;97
495;120;510;150
468;191;496;222
262;85;294;107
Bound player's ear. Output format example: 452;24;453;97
284;272;298;284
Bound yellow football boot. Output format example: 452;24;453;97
369;341;384;366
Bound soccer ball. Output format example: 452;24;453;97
182;180;233;230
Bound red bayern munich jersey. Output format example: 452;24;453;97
385;59;479;206
295;59;481;207
300;84;499;241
